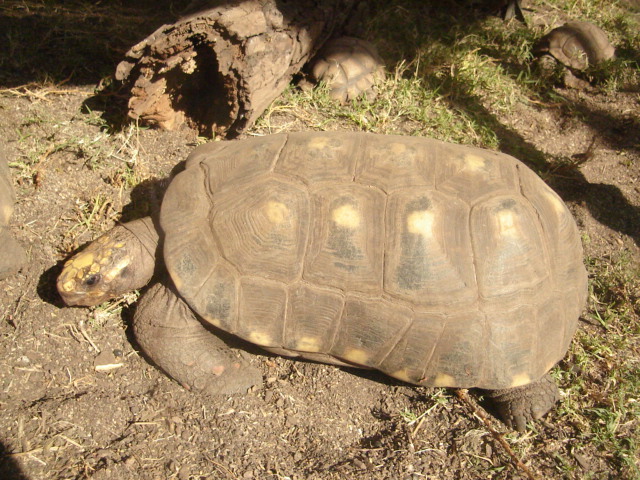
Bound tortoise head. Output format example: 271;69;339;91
57;219;159;306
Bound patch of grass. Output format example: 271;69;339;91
556;253;640;477
257;65;502;148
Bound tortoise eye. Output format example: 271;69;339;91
84;274;101;287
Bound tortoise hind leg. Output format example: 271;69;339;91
134;280;262;395
483;373;560;431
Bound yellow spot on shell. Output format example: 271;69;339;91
433;373;456;387
264;200;289;225
308;136;330;150
342;348;369;365
407;210;435;237
546;190;567;216
463;154;486;172
511;373;531;387
248;331;272;346
72;253;94;269
332;204;360;229
296;336;321;353
389;142;407;155
1;204;12;223
497;210;519;237
204;315;222;328
392;369;413;383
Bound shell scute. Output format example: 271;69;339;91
212;177;309;283
418;310;485;388
194;134;287;194
384;189;476;307
470;195;550;304
236;277;287;347
330;296;413;368
355;135;437;191
194;262;239;332
304;184;385;294
435;145;518;203
283;283;344;353
275;132;359;184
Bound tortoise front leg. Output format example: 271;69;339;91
134;280;262;395
483;373;560;431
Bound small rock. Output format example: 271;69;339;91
94;350;124;372
573;451;591;470
16;356;31;366
352;458;366;470
178;465;191;480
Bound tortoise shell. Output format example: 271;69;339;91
535;21;615;70
160;132;587;390
309;37;385;103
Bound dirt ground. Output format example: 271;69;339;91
1;1;639;480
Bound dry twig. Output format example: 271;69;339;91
454;389;539;480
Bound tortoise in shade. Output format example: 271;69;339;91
534;20;615;88
307;37;385;103
58;132;587;431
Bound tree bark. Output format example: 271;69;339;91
115;0;359;137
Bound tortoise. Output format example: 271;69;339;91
307;37;385;103
534;21;615;87
57;131;587;431
0;148;26;280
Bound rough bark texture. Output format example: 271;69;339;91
115;0;359;137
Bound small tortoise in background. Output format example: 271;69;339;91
307;37;385;103
0;148;26;280
58;132;587;431
534;20;615;88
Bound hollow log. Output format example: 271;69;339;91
115;0;359;137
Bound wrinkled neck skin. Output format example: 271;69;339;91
57;217;160;306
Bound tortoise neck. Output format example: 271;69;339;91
122;216;160;260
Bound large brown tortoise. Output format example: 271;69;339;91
57;132;587;431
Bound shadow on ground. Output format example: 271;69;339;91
0;441;30;480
